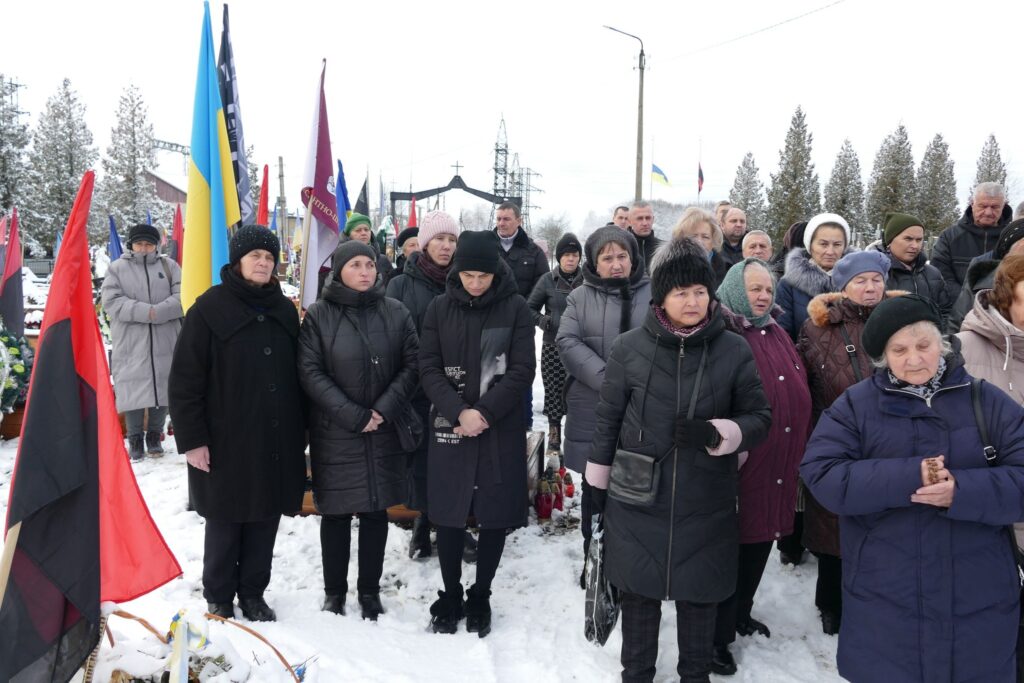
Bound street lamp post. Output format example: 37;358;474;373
604;26;645;202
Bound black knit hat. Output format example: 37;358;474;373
555;232;582;261
649;236;718;305
229;224;280;265
995;218;1024;259
331;240;376;277
396;227;419;249
454;230;500;274
861;294;942;359
127;223;161;247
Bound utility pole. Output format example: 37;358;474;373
277;156;287;251
604;26;645;201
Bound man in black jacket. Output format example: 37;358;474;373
720;207;748;268
931;182;1012;302
627;200;663;274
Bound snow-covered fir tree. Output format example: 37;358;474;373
728;152;767;231
915;133;959;240
247;145;261;221
973;134;1007;188
97;84;169;239
866;124;916;232
766;106;820;245
0;74;30;214
823;139;867;245
24;78;98;255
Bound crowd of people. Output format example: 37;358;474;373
100;184;1024;682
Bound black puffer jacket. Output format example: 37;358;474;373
869;244;952;326
948;253;998;333
526;267;584;343
589;305;771;602
494;227;550;298
385;251;446;333
298;275;419;515
628;229;663;274
930;204;1012;301
419;260;536;529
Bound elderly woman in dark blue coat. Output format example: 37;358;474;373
801;294;1024;683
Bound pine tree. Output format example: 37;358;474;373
974;134;1007;188
246;145;261;220
915;133;959;240
97;84;168;238
866;124;916;232
766;106;821;245
0;74;30;214
24;78;98;254
728;152;767;231
823;139;867;245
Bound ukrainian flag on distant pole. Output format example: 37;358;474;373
181;1;241;312
651;164;671;186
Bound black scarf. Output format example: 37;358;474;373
220;264;283;309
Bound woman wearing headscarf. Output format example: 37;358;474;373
298;240;419;620
777;212;852;340
711;258;812;674
802;294;1024;682
586;236;771;682
170;225;306;622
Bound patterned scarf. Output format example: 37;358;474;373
654;303;711;339
888;356;947;401
417;251;451;287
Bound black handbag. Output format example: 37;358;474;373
393;404;424;452
607;345;707;507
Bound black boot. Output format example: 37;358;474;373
145;430;164;456
358;592;385;621
429;589;464;634
322;593;346;615
736;615;771;638
710;644;737;675
409;515;432;560
206;602;234;618
465;585;492;638
127;435;145;462
547;421;561;453
238;596;276;622
820;610;841;635
463;530;478;564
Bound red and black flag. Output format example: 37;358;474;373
0;171;181;682
0;206;24;337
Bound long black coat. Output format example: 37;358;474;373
169;269;306;523
589;305;771;602
298;276;419;515
418;261;536;529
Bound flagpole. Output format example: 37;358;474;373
297;195;315;310
649;137;654;199
697;138;703;204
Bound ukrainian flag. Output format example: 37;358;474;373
181;1;241;311
652;164;671;186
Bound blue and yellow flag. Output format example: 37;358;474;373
182;1;241;311
652;164;671;186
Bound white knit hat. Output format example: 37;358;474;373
803;212;851;251
418;210;460;246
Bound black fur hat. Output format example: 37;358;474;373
649;236;717;305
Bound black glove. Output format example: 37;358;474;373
590;486;608;514
539;314;552;332
674;417;721;450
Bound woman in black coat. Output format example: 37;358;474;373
169;225;306;623
526;232;583;454
587;236;771;682
418;230;536;637
298;240;419;620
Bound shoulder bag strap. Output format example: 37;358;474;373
686;343;708;420
971;378;999;465
838;323;863;383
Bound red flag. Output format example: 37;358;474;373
256;164;269;225
408;196;418;228
0;172;181;681
0;216;7;246
0;207;24;337
172;204;185;266
698;164;705;193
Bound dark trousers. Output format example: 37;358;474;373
523;388;534;430
620;591;716;683
714;541;773;646
814;552;843;615
320;510;389;596
202;516;280;603
437;525;506;595
777;510;804;559
124;405;168;437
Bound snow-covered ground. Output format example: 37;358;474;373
0;330;843;682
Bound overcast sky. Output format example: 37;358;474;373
3;0;1021;232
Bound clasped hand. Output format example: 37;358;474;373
362;410;384;432
912;455;956;508
454;409;489;437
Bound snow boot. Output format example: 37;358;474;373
710;645;737;676
464;585;492;638
145;431;164;456
409;515;432;560
358;591;385;621
429;589;465;634
736;615;771;638
206;602;233;619
238;596;276;622
322;593;346;616
463;530;478;564
547;421;561;453
820;610;840;635
128;435;145;462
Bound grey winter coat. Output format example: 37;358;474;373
556;254;651;473
526;267;584;344
101;251;183;413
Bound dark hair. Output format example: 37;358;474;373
614;205;629;214
497;201;522;219
990;255;1024;320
